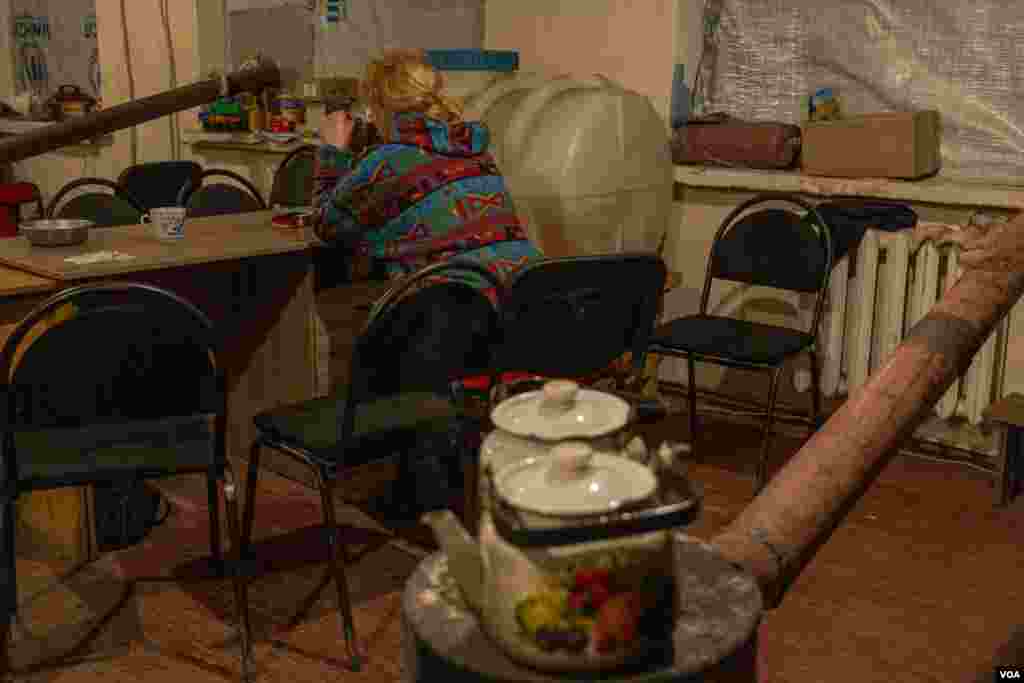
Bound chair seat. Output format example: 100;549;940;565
253;391;460;467
650;314;813;366
15;416;215;489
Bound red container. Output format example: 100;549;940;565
0;182;43;238
270;115;296;133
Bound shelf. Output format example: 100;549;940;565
181;129;316;155
674;165;1024;211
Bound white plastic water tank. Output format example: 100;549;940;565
464;73;673;258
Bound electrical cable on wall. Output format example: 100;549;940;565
223;0;232;73
119;0;138;166
159;0;180;161
88;47;101;97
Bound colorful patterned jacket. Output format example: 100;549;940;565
313;111;542;298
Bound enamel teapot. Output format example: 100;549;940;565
479;379;657;511
423;380;698;673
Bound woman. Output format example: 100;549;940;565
313;49;542;303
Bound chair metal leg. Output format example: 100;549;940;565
462;437;481;538
1001;427;1022;508
755;368;784;494
393;446;417;517
221;467;254;682
455;416;485;536
687;356;701;461
241;441;262;558
808;348;823;434
0;619;9;682
317;471;362;671
1;499;15;679
207;469;224;577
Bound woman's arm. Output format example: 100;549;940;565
312;143;358;245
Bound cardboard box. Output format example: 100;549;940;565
801;110;941;179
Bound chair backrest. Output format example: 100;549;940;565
339;260;503;441
494;253;667;379
179;169;267;217
117;160;203;210
47;177;145;226
270;145;316;208
701;193;833;331
0;282;222;434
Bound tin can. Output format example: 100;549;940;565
277;93;306;125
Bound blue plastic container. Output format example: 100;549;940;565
424;50;519;72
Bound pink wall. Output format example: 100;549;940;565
484;2;676;116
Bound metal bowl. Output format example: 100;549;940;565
20;219;93;247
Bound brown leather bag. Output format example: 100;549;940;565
672;113;802;170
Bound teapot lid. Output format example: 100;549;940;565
494;441;657;517
490;379;630;441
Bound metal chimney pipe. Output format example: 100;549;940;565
711;215;1024;605
0;62;281;165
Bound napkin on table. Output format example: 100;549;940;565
63;251;137;265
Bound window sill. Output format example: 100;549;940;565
674;165;1024;211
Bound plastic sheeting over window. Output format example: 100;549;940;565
698;0;1024;183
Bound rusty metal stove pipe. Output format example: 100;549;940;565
710;217;1024;604
0;62;280;165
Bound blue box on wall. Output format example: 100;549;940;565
424;50;519;72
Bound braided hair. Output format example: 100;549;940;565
361;49;463;123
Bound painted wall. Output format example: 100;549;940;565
226;0;484;82
315;0;484;79
229;4;314;85
483;0;696;125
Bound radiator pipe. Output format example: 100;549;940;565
710;214;1024;605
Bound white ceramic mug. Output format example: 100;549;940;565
141;207;187;240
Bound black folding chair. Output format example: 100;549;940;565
647;193;833;492
117;161;203;211
269;145;316;209
454;253;668;525
243;260;502;671
46;178;145;226
0;282;251;679
494;252;668;384
178;169;267;218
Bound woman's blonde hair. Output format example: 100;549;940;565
361;49;463;123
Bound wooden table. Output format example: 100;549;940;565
0;211;316;562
